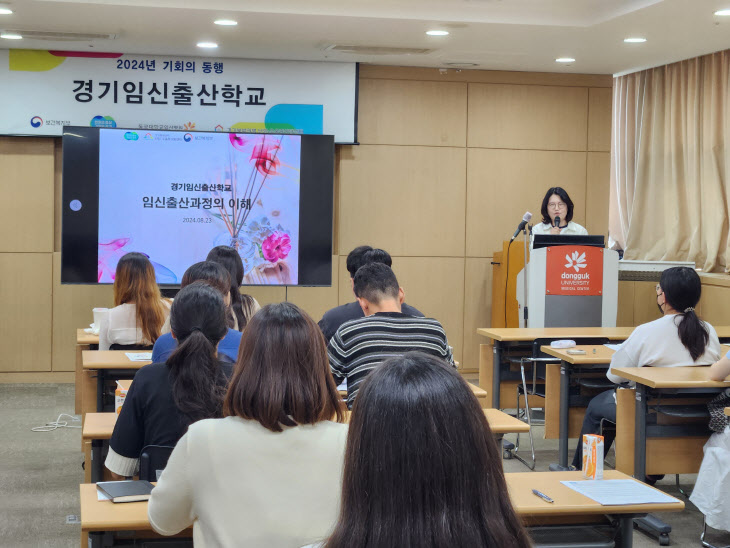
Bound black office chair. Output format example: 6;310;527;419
109;344;154;351
139;445;174;482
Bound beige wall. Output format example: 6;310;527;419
0;65;615;381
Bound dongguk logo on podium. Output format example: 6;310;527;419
564;250;587;273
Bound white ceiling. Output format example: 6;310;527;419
1;0;729;75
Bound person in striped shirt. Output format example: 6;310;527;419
328;262;454;408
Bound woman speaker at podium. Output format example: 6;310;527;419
531;187;588;236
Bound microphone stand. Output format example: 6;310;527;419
522;224;530;327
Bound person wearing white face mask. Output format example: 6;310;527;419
531;187;588;236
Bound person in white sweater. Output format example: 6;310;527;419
572;267;722;471
147;302;347;548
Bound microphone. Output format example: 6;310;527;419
554;216;561;229
511;211;532;241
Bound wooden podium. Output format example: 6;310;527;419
490;240;529;328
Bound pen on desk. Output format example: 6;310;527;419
532;489;554;503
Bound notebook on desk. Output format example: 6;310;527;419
97;480;154;503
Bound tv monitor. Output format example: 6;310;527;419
61;127;334;286
532;234;605;250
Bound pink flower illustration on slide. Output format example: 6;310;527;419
250;140;280;176
229;133;248;151
261;232;291;262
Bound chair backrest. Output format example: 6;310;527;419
139;445;175;481
110;343;154;351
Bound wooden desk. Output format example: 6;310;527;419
477;327;632;409
612;366;730;480
82;413;118;483
80;471;682;548
540;345;615;469
725;407;730;416
76;329;100;415
82;351;150;412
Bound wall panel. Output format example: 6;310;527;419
465;149;587;257
586;152;611;238
0;253;53;372
588;87;612;152
51;253;114;372
339;145;466;257
0;137;55;253
358;79;467;147
463;258;492;371
467;84;588;151
287;256;339;322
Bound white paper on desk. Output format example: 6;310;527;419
337;380;347;391
604;344;622;352
125;352;152;361
561;479;677;505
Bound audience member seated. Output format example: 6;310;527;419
96;252;172;350
105;282;233;477
572;266;722;471
206;245;260;330
329;262;453;408
148;302;347;547
317;352;531;548
318;245;423;343
152;261;242;363
689;357;730;532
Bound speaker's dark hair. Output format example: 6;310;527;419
167;281;229;426
325;352;531;548
660;267;708;361
540;186;575;224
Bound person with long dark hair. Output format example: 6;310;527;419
572;266;722;471
97;252;171;350
206;245;260;330
148;303;347;547
531;187;588;236
151;261;244;363
105;282;233;477
321;352;531;548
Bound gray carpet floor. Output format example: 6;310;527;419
1;383;729;547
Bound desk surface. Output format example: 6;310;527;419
81;408;528;443
506;470;683;516
540;345;616;365
80;470;682;531
477;327;635;342
83;413;118;440
479;326;730;342
82;351;150;369
726;407;730;416
77;329;99;345
612;366;730;389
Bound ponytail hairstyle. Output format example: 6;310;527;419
206;246;257;330
167;281;229;425
325;352;531;548
660;267;708;361
113;252;167;344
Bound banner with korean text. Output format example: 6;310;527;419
0;49;357;143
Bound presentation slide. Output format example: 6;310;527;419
96;130;301;285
